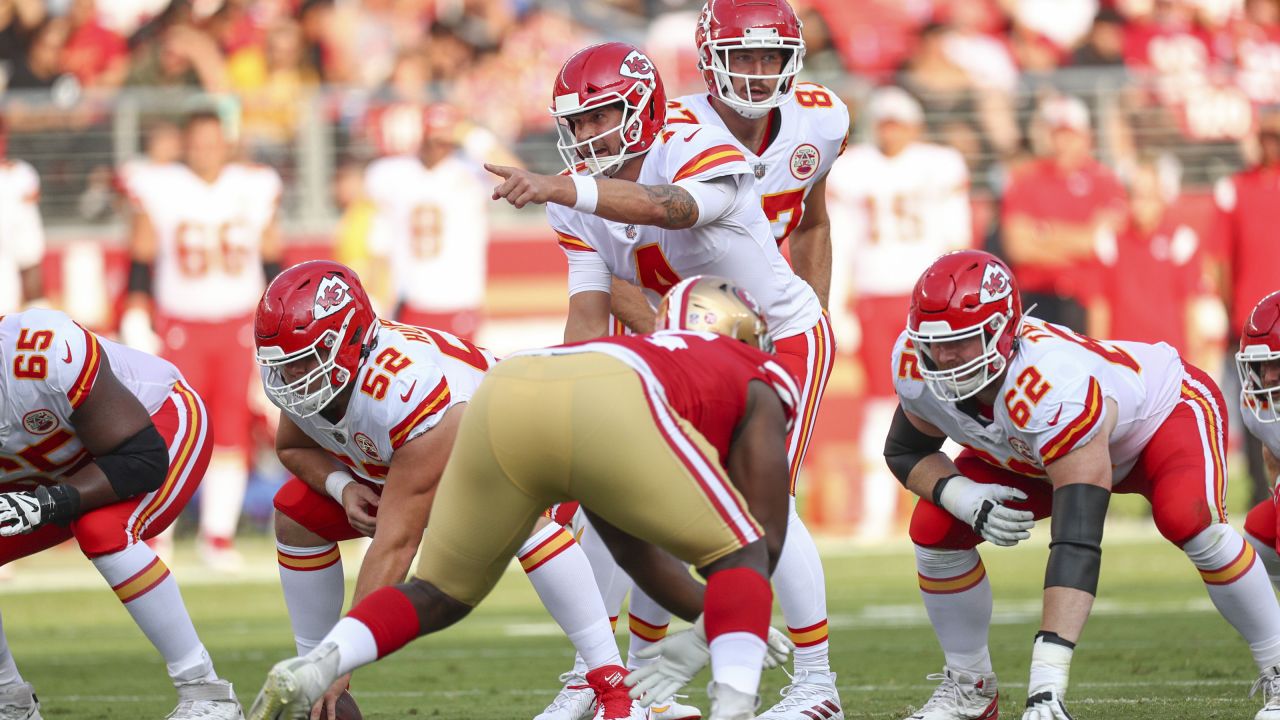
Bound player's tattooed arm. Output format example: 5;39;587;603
639;184;699;228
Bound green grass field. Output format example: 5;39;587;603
0;525;1271;719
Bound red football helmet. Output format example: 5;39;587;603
906;250;1023;402
1237;290;1280;423
550;42;667;177
254;261;378;418
696;0;805;119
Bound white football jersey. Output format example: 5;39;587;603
1242;396;1280;460
668;83;849;246
547;123;822;341
130;163;281;321
0;309;182;485
264;320;495;484
365;155;488;312
828;141;971;297
892;318;1185;481
0;160;45;314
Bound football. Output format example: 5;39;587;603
317;690;364;720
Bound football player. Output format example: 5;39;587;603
124;110;285;570
1239;292;1280;589
0;116;47;313
884;250;1280;720
255;261;639;720
364;103;488;338
0;308;241;719
248;278;798;720
487;42;839;719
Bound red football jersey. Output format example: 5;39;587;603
1104;217;1203;354
536;331;800;465
1217;165;1280;332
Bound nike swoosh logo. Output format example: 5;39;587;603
62;342;72;364
399;380;417;402
683;128;702;142
1047;405;1063;426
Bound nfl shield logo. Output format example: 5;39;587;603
625;224;637;239
331;430;347;445
753;163;767;179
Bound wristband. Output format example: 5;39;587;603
932;474;962;507
571;173;598;214
36;484;81;526
325;471;356;503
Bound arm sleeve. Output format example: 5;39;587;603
673;175;741;229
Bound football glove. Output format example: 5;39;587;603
626;617;710;705
0;491;45;536
763;626;794;670
938;475;1035;547
1022;690;1074;720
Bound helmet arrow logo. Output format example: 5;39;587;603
314;275;354;320
979;263;1012;303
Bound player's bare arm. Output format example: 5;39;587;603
352;403;464;606
487;163;701;230
726;380;793;567
1003;213;1096;267
609;278;656;334
261;207;285;280
125;207;158;311
272;415;379;537
581;515;709;620
884;405;955;500
274;415;344;496
564;290;612;343
787;173;832;308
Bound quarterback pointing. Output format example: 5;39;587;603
884;250;1280;719
489;41;839;718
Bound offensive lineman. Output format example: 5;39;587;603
0;309;241;719
884;250;1280;720
255;261;640;720
1240;292;1280;591
487;40;840;719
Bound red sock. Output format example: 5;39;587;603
347;586;421;657
704;567;771;643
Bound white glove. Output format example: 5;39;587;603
0;491;44;536
1021;690;1073;719
938;475;1035;547
119;306;160;355
763;626;794;670
625;617;710;705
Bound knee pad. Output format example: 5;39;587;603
914;545;981;577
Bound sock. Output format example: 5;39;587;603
1245;531;1280;589
914;545;993;673
575;513;631;619
1185;523;1280;669
277;542;346;655
0;612;24;687
626;585;671;670
773;501;832;677
705;567;771;697
92;543;216;684
199;451;248;542
340;586;421;674
520;523;621;669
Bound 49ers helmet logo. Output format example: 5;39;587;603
313;275;353;320
619;50;655;81
979;263;1012;303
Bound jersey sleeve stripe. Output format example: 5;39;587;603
390;376;451;449
1040;378;1104;464
671;145;747;183
556;231;595;253
68;326;103;409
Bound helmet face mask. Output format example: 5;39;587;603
554;98;650;177
258;318;352;418
910;312;1011;402
656;275;773;353
696;0;806;119
1237;290;1280;424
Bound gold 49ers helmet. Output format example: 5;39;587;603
656;275;773;352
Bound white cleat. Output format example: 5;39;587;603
755;671;842;720
1252;665;1280;720
708;682;758;720
0;683;40;720
166;679;244;720
535;671;596;720
904;667;998;720
248;643;342;720
648;695;702;720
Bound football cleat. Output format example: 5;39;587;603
755;670;842;720
648;695;702;720
904;667;998;720
1020;690;1070;720
0;682;40;720
166;679;244;720
248;643;342;720
535;671;596;720
708;682;758;720
587;665;646;720
1251;665;1280;719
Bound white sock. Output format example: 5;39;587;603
199;452;248;541
709;632;767;696
915;545;993;673
277;542;346;655
520;523;621;669
1185;524;1280;669
773;500;831;677
575;512;631;619
92;543;216;684
325;617;379;676
0;612;23;687
1246;531;1280;590
626;585;671;670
